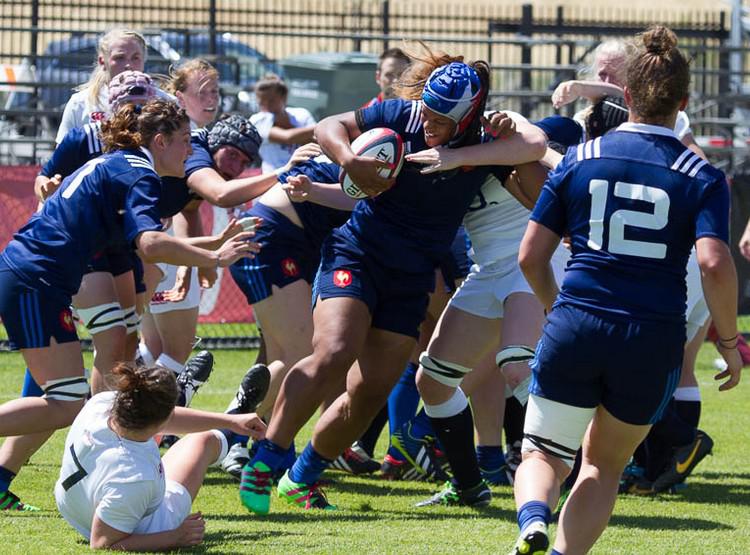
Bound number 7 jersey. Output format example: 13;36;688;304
531;122;729;323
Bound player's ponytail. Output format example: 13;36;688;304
111;362;178;431
100;98;189;152
626;25;690;123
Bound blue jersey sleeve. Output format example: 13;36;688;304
355;99;409;132
184;132;214;178
40;128;87;178
535;116;583;148
124;174;163;246
695;176;730;243
279;157;340;184
530;155;571;236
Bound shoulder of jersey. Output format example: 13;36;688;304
82;122;103;156
122;152;156;174
669;147;718;180
191;128;209;142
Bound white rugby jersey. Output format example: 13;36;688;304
463;173;531;267
55;392;165;539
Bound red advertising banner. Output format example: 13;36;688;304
0;165;254;324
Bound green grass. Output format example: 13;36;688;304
2;344;750;554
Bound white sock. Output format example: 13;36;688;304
424;387;468;419
155;353;184;376
139;343;156;367
210;429;230;466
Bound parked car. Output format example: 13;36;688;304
7;31;279;127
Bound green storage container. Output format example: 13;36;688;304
280;52;379;121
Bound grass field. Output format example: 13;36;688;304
1;342;750;554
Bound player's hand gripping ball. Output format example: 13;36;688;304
339;128;405;198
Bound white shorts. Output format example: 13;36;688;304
685;250;709;342
449;248;568;319
150;264;201;314
133;479;192;534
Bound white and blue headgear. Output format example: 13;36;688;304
422;62;483;138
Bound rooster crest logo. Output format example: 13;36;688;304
281;258;299;278
59;309;75;333
333;270;352;288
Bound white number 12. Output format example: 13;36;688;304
587;179;670;259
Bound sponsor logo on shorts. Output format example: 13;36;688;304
333;270;352;288
281;258;300;278
150;291;167;305
60;308;76;333
90;111;106;122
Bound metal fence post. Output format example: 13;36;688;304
30;0;40;161
209;0;217;56
382;0;390;52
520;4;533;116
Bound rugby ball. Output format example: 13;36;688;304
339;128;405;199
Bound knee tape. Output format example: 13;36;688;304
521;394;596;468
495;345;535;369
74;303;125;335
419;352;472;388
42;375;89;401
122;305;140;335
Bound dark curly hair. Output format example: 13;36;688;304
111;362;179;431
100;98;190;152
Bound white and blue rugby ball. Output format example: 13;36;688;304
339;127;405;199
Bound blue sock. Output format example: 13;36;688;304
280;442;297;471
0;465;15;493
233;434;249;446
410;408;435;439
21;369;43;397
551;550;564;555
288;442;332;484
387;407;437;459
252;439;289;471
517;500;551;532
387;362;420;432
476;444;506;469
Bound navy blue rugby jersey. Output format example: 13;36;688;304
277;155;352;247
531;122;729;323
41;122;196;219
158;128;211;217
2;149;163;304
40;122;104;179
534;115;584;148
351;99;513;273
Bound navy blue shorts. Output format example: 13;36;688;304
312;230;432;339
530;303;685;425
86;243;133;277
131;253;145;294
0;261;78;350
229;203;318;305
438;225;470;292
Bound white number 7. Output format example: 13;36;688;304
587;179;670;259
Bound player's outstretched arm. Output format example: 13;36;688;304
162;407;266;438
135;230;258;268
697;236;742;390
405;113;547;173
551;80;623;109
90;512;205;551
282;174;358;211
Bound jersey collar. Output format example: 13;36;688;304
138;146;156;168
616;122;679;139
